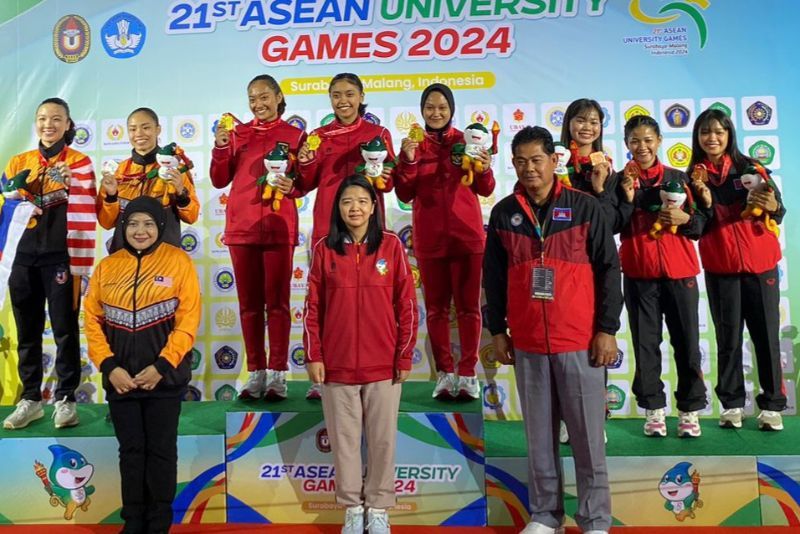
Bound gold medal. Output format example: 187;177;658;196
408;123;424;142
306;134;321;151
589;151;606;166
218;113;234;131
27;217;38;229
691;163;709;183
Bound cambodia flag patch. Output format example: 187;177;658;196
552;207;572;221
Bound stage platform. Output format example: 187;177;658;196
0;381;798;528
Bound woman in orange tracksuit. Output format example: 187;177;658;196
85;195;201;533
395;83;495;400
98;107;199;253
2;97;97;431
303;175;418;534
210;74;306;400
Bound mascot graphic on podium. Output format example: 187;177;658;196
33;444;96;520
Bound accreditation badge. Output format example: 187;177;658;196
531;266;555;300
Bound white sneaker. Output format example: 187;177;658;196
53;396;79;429
719;407;744;429
341;504;364;534
265;370;288;399
3;399;44;429
644;408;667;437
519;521;565;534
306;382;322;400
456;375;480;400
239;370;266;399
366;507;390;534
432;371;456;399
758;410;784;431
559;421;569;444
677;410;701;438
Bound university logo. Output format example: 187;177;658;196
73;125;93;148
666;142;691;167
290;345;307;367
624;105;650;122
215;385;237;401
297;231;308;248
320;113;336;126
316;429;332;453
33;445;95;520
665;103;690;128
546;107;565;129
180;230;199;254
606;384;626;411
398;225;413;250
215;307;237;329
629;0;710;48
470;110;491;126
214;268;235;292
286;114;307;130
184;385;203;401
412;347;423;365
190;348;202;371
295;196;309;213
106;123;125;142
291;306;304;324
483;383;506;410
178;119;200;143
417;303;426;323
363;112;381;125
748;140;775;165
608;349;624;369
394;111;417;135
214;345;239;370
746;101;772;126
601;106;611;128
410;265;421;288
707;101;731;116
396;198;413;212
53;15;90;64
101;12;146;58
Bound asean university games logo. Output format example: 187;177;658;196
102;12;146;58
53;15;90;64
629;0;710;48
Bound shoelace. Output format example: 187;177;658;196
344;509;363;529
367;512;388;529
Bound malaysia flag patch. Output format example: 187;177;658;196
552;207;572;221
154;275;173;287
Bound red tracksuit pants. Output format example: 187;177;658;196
418;253;483;376
229;244;294;371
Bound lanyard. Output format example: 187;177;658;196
515;191;549;264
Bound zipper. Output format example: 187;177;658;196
131;252;142;370
355;242;361;372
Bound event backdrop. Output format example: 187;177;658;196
0;0;798;420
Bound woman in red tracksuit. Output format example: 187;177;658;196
303;175;418;534
296;72;396;399
210;74;306;400
617;115;709;439
688;108;786;432
395;83;494;400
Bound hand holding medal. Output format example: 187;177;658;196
299;134;321;164
589;151;610;194
691;163;712;208
621;161;639;204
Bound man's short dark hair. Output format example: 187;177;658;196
511;126;555;157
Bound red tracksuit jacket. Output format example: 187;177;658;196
395;126;495;259
617;161;705;279
484;181;622;354
209;118;307;246
303;232;418;384
295;117;395;244
698;156;784;274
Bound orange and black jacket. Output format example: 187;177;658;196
2;142;96;266
84;241;201;399
616;161;706;280
97;148;199;252
698;156;784;274
484;180;622;354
